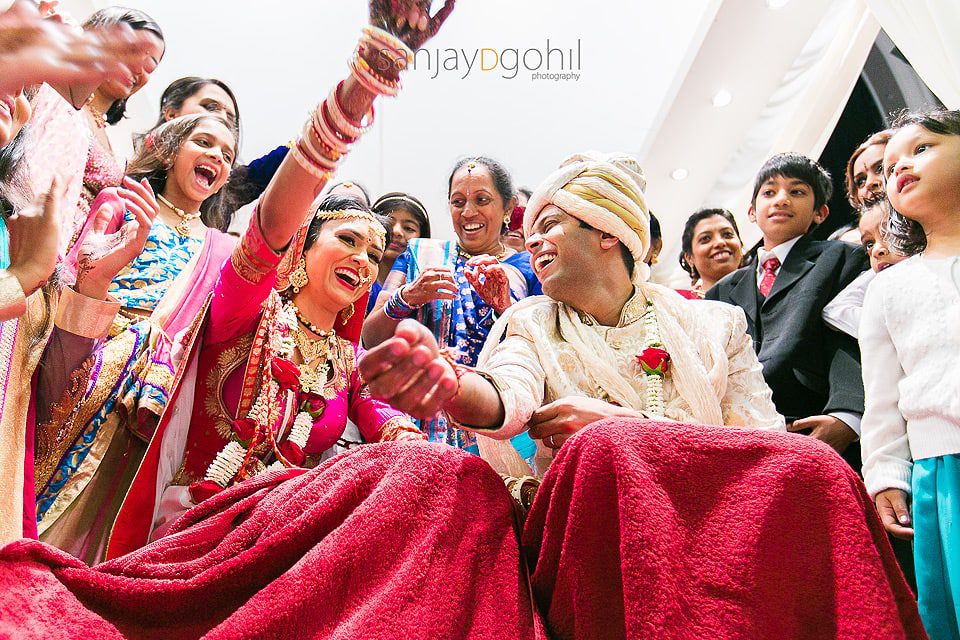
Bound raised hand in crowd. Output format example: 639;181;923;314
463;255;511;314
4;177;65;303
369;0;456;50
74;177;158;301
0;0;157;99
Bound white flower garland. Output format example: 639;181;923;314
641;301;666;417
199;300;303;491
203;441;247;487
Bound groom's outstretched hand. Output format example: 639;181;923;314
360;319;459;420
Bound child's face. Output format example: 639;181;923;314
166;120;235;206
749;174;828;247
884;123;960;225
858;205;904;273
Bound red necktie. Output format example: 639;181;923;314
759;256;781;297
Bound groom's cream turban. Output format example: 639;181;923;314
524;151;651;282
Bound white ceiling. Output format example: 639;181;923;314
59;0;879;283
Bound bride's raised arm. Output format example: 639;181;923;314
257;0;456;252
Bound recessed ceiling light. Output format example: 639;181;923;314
712;89;732;108
671;168;689;181
765;0;790;8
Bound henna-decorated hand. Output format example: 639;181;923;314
368;0;456;51
74;177;158;301
7;177;65;297
464;255;512;315
360;319;459;420
400;266;457;308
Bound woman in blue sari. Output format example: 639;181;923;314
364;157;537;460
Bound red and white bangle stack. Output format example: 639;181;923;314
290;26;411;182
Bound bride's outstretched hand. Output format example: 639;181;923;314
360;319;459;419
368;0;456;50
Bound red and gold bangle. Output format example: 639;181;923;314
356;52;402;92
362;25;413;65
311;103;353;156
298;136;337;172
303;118;342;164
297;127;338;171
348;54;390;97
319;100;358;146
306;119;343;163
328;81;375;139
350;49;401;97
290;139;334;181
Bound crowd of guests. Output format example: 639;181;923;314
0;0;956;637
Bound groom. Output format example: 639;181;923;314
358;153;921;639
359;152;783;471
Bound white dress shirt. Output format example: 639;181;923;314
755;236;802;288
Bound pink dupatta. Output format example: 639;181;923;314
63;188;236;337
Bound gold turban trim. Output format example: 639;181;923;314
524;152;651;283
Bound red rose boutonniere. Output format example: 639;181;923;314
637;347;670;377
271;357;301;391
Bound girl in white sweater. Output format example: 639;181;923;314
860;108;960;639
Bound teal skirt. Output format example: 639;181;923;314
913;453;960;640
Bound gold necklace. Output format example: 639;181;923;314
459;242;508;261
293;327;339;396
157;193;202;237
85;101;107;129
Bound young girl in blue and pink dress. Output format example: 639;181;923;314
860;108;960;639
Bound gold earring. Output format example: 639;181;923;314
340;302;355;323
503;215;511;226
290;257;309;293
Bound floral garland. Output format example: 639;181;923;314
635;300;671;417
190;301;316;503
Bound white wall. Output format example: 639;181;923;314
65;0;716;241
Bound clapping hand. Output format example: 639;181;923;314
74;178;159;300
464;255;511;315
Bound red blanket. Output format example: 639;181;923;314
523;418;927;639
0;442;539;639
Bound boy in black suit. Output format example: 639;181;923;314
706;153;870;463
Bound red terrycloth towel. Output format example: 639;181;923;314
0;442;538;639
522;418;927;640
